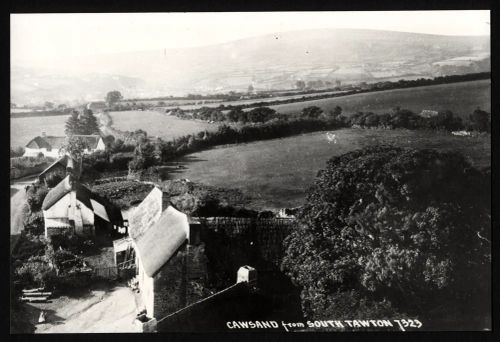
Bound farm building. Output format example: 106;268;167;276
86;101;107;112
115;187;207;321
42;174;125;238
24;133;106;158
419;109;439;118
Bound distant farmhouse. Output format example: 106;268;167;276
42;162;124;238
24;133;105;158
419;109;439;118
86;101;108;113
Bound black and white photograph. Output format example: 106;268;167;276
9;10;491;333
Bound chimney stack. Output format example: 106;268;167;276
237;266;257;285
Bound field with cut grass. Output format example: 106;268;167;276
108;110;217;140
167;128;490;210
267;80;491;118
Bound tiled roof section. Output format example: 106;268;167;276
134;206;189;277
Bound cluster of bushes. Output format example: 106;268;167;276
22;182;49;235
347;107;491;132
10;147;25;157
282;146;491;329
10;155;53;171
82;150;134;173
81;136;136;174
13;233;93;291
171;105;282;124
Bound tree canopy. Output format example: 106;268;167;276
64;110;100;136
282;146;490;328
301;106;323;119
105;90;123;106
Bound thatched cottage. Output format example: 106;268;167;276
24;133;105;158
117;187;206;320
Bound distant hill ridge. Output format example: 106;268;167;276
11;28;490;105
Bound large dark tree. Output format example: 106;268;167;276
105;90;123;107
282;146;490;329
78;109;100;135
468;107;491;133
247;107;276;123
65;111;81;136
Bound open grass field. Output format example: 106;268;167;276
108;110;216;140
268;80;491;118
11;114;69;149
167;128;491;210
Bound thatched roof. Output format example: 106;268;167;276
128;187;172;240
25;135;102;150
26;136;66;149
134;206;189;277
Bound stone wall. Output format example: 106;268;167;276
199;217;296;269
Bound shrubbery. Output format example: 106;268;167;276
282;146;490;328
10;155;52;171
25;183;49;212
10;147;25;157
13;232;94;291
348;108;465;131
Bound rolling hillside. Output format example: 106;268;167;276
11;28;489;104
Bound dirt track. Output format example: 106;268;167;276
29;284;139;333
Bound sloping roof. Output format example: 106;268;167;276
39;155;69;178
128;187;168;240
134;206;189;277
42;176;124;225
26;135;102;150
26;136;53;149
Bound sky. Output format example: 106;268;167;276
11;11;490;67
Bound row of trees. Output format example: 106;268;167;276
347;107;490;132
179;106;282;124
